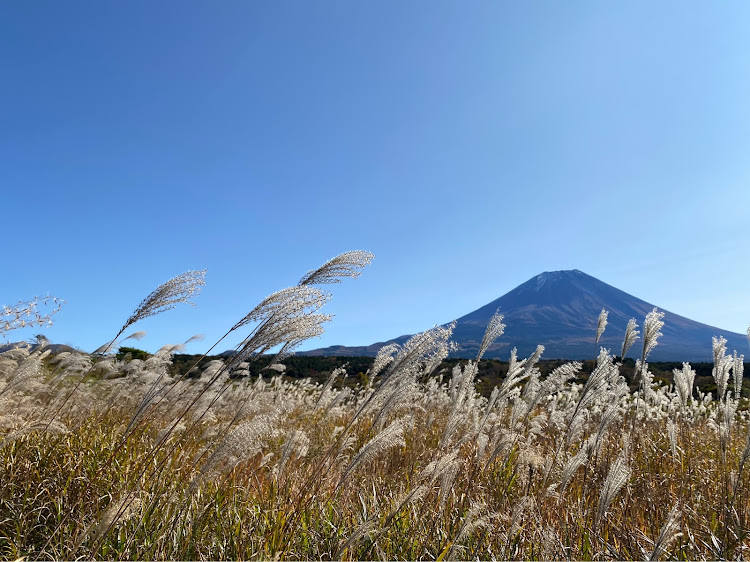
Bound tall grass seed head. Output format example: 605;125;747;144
298;250;374;285
642;308;665;361
596;308;608;344
124;270;206;329
621;318;639;358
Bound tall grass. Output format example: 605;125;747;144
1;255;749;560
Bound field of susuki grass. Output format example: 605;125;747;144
2;252;750;560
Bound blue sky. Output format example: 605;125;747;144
2;1;749;354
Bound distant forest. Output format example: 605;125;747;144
129;348;750;400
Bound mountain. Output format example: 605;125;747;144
0;342;78;354
303;270;749;361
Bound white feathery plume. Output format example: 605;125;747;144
523;360;580;424
124;270;206;329
440;361;479;448
184;333;205;344
456;503;491;543
477;309;505;362
194;411;281;485
232;287;333;362
231;285;330;332
84;492;143;546
621;318;640;359
636;360;657;406
314;366;346;411
123;331;147;341
496;348;530;404
712;336;731;402
368;344;399;380
298;250;374;286
593;388;627;453
383;323;455;382
732;351;744;399
568;348;616;435
339;418;405;485
667;419;678;457
334;519;379;560
559;446;588;498
596;308;609;345
596;453;631;525
673;363;696;410
275;429;310;480
1;295;65;336
648;503;682;561
0;349;50;398
248;312;331;357
642;308;665;361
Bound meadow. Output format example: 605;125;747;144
1;252;750;560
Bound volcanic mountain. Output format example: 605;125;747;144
304;270;748;361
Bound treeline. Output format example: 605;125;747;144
160;351;750;399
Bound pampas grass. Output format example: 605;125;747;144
2;257;750;560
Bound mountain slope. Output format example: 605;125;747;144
304;270;748;361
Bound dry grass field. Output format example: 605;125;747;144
1;253;750;560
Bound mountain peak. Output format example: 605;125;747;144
532;269;585;289
303;270;749;361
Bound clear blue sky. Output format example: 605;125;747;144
3;1;749;354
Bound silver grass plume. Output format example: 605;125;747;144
518;349;574;424
124;270;206;330
339;418;405;485
194;411;280;486
732;351;744;399
232;285;330;332
496;348;530;404
593;387;627;454
0;349;50;398
240;312;331;360
596;308;609;345
637;360;656;406
383;323;455;381
596;453;631;525
1;295;65;335
123;331;146;341
84;492;143;547
335;518;379;560
712;336;731;402
440;361;479;448
673;363;696;411
361;326;453;429
667;418;678;457
477;386;500;435
621;318;640;359
231;286;332;362
642;308;665;362
558;446;588;499
648;503;681;561
568;348;616;440
314;366;346;411
275;429;310;480
298;250;374;286
368;343;399;380
477;309;505;362
184;333;205;344
441;503;491;561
